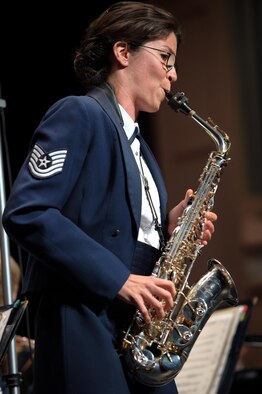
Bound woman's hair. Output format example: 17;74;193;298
73;1;182;90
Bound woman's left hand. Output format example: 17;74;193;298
167;188;217;245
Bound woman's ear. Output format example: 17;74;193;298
113;41;129;67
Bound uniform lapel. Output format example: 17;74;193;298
87;85;168;229
86;86;142;232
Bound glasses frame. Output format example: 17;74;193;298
138;45;177;72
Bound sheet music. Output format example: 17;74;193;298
175;305;245;394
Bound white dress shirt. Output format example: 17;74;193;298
119;104;161;250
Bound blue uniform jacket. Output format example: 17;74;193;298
1;87;179;394
2;86;168;313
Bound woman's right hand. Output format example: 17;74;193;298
117;274;176;323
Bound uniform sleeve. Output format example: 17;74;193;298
2;96;130;304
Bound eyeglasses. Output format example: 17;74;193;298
139;45;177;72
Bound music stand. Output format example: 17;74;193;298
217;298;257;394
0;300;28;365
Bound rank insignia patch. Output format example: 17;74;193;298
28;144;68;179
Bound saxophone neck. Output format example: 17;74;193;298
165;91;231;156
192;114;231;156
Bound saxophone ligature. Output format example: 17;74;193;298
121;91;239;387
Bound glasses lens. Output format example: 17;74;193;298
139;45;177;72
166;53;176;70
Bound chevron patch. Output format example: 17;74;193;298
28;144;67;179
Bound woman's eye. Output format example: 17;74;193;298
160;53;169;62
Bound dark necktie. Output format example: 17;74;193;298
128;126;140;145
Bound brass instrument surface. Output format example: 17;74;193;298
121;92;238;387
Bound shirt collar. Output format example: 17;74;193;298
118;104;139;140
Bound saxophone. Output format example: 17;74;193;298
121;92;239;387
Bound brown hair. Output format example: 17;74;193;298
74;1;182;90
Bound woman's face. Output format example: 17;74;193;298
127;32;178;115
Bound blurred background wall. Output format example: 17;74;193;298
147;0;262;371
1;0;262;371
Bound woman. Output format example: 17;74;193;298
2;2;216;393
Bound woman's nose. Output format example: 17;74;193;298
168;67;178;83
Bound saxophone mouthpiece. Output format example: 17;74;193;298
165;91;195;116
165;91;173;100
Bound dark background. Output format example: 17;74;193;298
0;2;118;181
1;0;262;377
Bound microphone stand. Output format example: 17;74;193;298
0;95;21;393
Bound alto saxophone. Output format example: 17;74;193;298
121;92;239;387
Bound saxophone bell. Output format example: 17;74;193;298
123;259;238;387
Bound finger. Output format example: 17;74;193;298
143;293;168;320
151;298;167;319
153;287;175;311
205;211;217;222
135;294;167;322
154;278;176;298
204;229;212;242
132;294;152;323
137;283;175;321
186;188;193;198
199;229;212;245
199;218;215;241
149;281;176;313
205;220;215;234
184;189;194;206
179;189;193;211
138;301;152;323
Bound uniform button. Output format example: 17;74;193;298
112;229;120;236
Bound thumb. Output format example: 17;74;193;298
182;188;194;208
